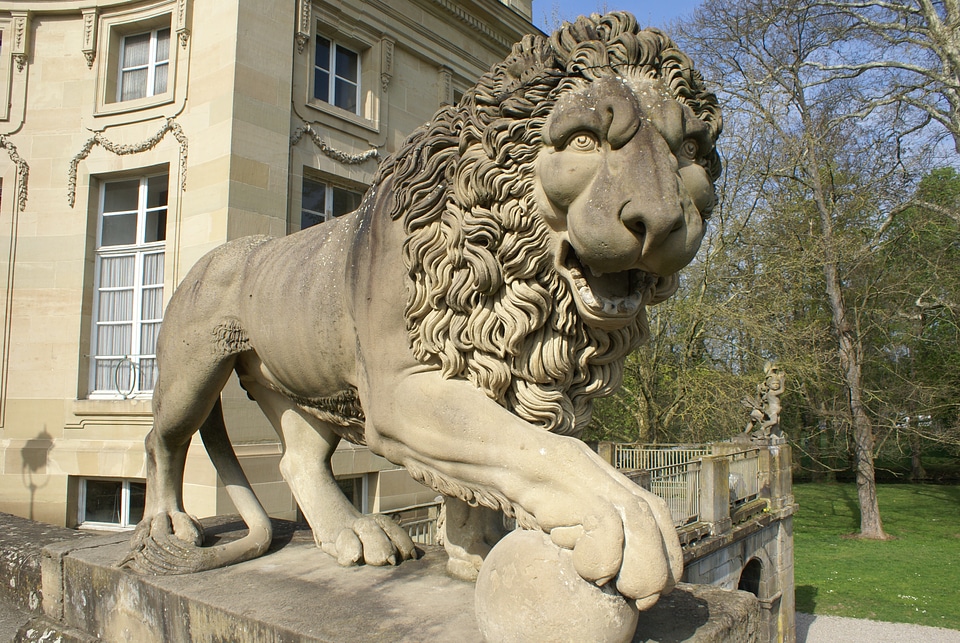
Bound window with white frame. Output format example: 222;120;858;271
77;478;146;530
0;23;10;120
117;26;170;102
314;33;360;114
90;174;167;397
301;176;363;229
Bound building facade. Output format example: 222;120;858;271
0;0;535;529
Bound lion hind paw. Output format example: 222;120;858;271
120;513;213;575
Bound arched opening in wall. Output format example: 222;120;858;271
738;558;763;596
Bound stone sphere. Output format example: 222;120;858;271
475;529;639;643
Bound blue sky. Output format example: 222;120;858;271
533;1;704;32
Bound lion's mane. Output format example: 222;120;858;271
374;13;722;439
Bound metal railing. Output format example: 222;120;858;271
614;444;764;528
382;501;441;546
728;448;761;505
615;444;709;472
647;460;702;526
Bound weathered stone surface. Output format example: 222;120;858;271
634;583;761;643
54;521;479;642
15;616;98;643
23;517;758;643
0;512;91;615
476;530;639;643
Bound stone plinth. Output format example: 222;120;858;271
0;513;92;616
19;517;760;642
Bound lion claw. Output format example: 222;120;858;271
324;514;418;567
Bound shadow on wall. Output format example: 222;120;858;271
20;426;53;521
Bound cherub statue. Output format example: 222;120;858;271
741;362;785;439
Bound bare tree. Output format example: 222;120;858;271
671;0;954;538
809;0;960;153
538;2;618;32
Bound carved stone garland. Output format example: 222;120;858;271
0;137;29;213
290;122;380;165
68;119;188;208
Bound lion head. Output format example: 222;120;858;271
375;13;722;436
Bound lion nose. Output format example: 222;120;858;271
620;194;685;257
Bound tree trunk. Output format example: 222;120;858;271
910;432;927;481
805;132;888;539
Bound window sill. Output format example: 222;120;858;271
305;99;379;134
74;397;153;417
95;92;175;119
78;522;137;533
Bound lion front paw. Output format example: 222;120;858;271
320;514;419;567
541;480;683;609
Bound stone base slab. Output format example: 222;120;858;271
23;517;760;642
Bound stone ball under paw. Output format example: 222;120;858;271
474;529;639;643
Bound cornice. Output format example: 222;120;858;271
427;0;511;50
358;0;531;80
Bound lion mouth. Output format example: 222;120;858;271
563;248;657;319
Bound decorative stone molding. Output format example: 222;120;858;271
438;65;452;105
295;0;312;54
176;0;191;48
429;0;510;50
380;37;395;93
81;8;98;68
0;136;29;213
68;118;188;207
11;12;30;73
290;122;380;165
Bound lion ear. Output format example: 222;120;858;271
649;273;680;305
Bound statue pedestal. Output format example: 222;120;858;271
23;518;760;642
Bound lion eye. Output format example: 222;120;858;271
566;132;599;152
678;139;699;160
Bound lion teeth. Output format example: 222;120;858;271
567;255;650;317
579;287;597;307
580;285;647;315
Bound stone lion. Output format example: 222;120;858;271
123;12;721;610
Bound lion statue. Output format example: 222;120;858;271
123;12;721;611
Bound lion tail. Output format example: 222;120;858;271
121;399;273;575
195;398;273;568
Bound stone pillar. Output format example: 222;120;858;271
776;515;796;642
597;441;615;467
698;455;731;536
770;441;796;643
767;441;794;513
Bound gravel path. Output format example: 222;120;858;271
798;613;960;643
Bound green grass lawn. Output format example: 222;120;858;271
793;482;960;630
